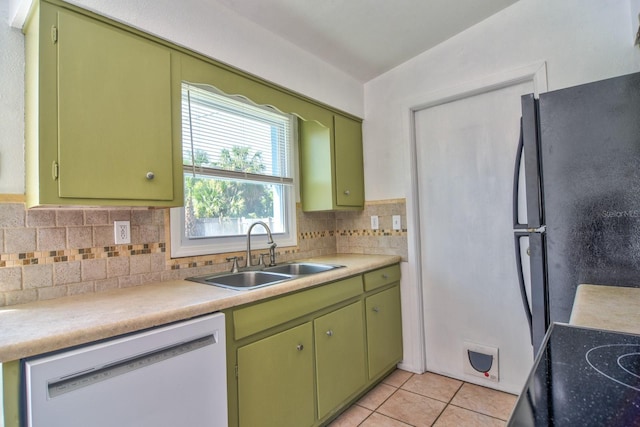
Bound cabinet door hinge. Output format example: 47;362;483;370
235;365;238;378
51;26;58;44
52;161;59;180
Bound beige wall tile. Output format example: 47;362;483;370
85;210;109;225
130;255;151;275
23;264;54;289
38;285;68;301
131;210;154;225
0;267;22;292
56;210;84;226
82;259;107;281
150;253;167;272
54;261;81;285
109;210;131;222
138;225;159;244
5;228;37;253
95;278;119;292
107;256;130;278
0;200;406;306
67;281;95;296
93;225;114;247
38;227;67;251
27;209;55;227
5;289;37;305
0;204;25;227
119;274;141;288
68;226;93;249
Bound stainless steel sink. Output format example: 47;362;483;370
263;262;343;275
187;262;344;291
187;271;293;291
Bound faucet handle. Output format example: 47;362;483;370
226;256;240;273
258;253;268;268
268;242;277;267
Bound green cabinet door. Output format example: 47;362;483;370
366;285;403;379
299;114;364;211
237;322;315;427
314;301;367;419
57;9;174;201
334;115;364;207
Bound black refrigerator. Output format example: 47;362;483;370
514;71;640;354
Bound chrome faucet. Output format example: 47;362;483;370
245;221;277;268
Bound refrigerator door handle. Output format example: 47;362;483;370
513;118;527;230
514;231;533;344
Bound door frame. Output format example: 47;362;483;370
399;62;548;373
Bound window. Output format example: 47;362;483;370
170;83;297;257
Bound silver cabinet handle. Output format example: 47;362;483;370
372;307;380;313
326;330;333;337
146;172;155;180
344;190;350;196
382;274;389;279
296;344;304;351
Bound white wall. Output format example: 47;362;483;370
365;0;640;202
0;0;363;195
0;0;25;195
364;0;640;384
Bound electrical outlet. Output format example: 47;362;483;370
114;221;131;244
392;215;401;230
370;215;379;230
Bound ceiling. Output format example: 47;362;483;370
215;0;519;82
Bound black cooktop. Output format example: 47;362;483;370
509;323;640;426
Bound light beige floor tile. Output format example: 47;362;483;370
377;389;447;427
450;383;517;420
401;372;463;403
328;405;372;427
357;383;397;410
433;405;507;427
382;369;413;388
360;412;413;427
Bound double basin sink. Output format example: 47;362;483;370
187;262;344;291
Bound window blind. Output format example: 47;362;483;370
181;83;293;185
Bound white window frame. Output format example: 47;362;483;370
170;83;298;258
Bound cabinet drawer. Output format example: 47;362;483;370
233;276;363;340
363;264;400;291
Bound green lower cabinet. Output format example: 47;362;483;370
237;322;315;427
314;301;366;419
366;285;403;379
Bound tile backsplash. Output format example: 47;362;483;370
0;199;407;307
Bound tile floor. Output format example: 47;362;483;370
329;369;518;427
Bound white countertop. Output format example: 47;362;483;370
570;283;640;335
0;254;401;362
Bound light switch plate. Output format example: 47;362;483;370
114;221;131;244
392;215;401;230
370;215;379;230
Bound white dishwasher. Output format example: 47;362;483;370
24;312;227;427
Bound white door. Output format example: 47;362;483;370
414;80;534;393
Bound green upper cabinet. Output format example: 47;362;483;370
299;114;364;211
24;1;183;207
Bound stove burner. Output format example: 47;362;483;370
586;344;640;391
